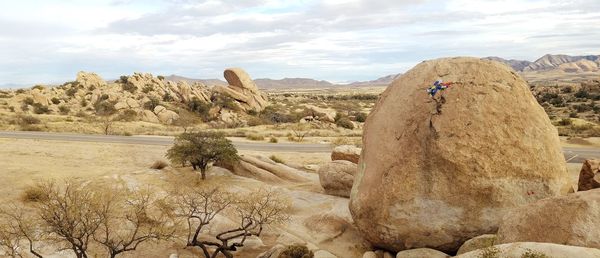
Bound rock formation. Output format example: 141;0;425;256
578;159;600;191
349;57;571;253
318;160;357;197
331;145;361;164
218;155;313;184
456;234;496;255
212;68;268;112
496;188;600;248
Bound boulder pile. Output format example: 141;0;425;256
349;57;571;253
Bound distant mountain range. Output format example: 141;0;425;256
164;74;401;89
483;54;600;73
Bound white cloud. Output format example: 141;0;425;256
0;0;599;85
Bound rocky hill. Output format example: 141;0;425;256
0;68;269;126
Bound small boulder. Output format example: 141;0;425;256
318;160;357;198
331;145;361;164
157;110;179;124
455;242;600;258
114;101;128;110
154;105;166;115
497;188;600;249
578;159;600;191
456;234;496;255
395;248;449;258
140;110;159;123
314;250;337;258
362;251;377;258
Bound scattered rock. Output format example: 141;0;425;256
456;234;496;255
349;57;571;253
362;251;377;258
318;160;357;198
395;248;449;258
76;71;107;89
256;244;285;258
314;250;337;258
140;110;159;123
303;104;336;122
331;145;361;164
157;110;179;124
578;159;600;191
497;188;600;249
455;242;600;258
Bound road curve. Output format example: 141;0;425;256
1;131;599;162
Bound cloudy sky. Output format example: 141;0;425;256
0;0;599;86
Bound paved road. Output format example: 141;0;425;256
1;131;599;162
0;131;333;153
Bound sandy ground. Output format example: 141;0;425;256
0;138;369;258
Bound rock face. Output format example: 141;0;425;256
496;188;600;248
213;68;268;112
318;160;357;198
455;242;600;258
331;145;361;164
349;57;571;253
578;159;600;191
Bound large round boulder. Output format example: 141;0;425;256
318;160;357;198
349;57;570;253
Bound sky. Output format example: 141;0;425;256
0;0;599;87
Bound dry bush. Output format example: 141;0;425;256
246;133;265;141
151;160;168;170
278;244;314;258
166;185;290;258
270;155;285;164
20;186;48;203
269;137;278;143
0;206;44;258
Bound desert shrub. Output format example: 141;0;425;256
80;98;88;107
270;155;284;164
142;84;154;93
259;106;296;124
15;89;25;94
117;109;138;121
66;87;78;97
557;118;572;126
187;97;212;120
477;246;501;258
75;110;88;118
336;117;355;129
20;186;48;203
119;75;128;83
211;93;239;111
269;137;278;143
51;97;61;105
32;103;50;114
99;94;110;102
575;89;590;99
575;104;592;112
150;160;168;170
278;244;314;258
520;249;550;258
94;100;117;116
58;105;70;115
561;86;573;93
143;97;161;111
8;106;15;112
22;97;34;105
247;116;267;126
569;112;578;118
355;112;368;122
122;82;137;93
18;115;40;125
163;93;174;102
157;75;165;80
31;85;45;91
246;134;265;141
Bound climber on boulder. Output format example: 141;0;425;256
427;80;453;97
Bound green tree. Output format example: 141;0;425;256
166;132;239;179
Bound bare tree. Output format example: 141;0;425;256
168;186;289;258
101;116;114;135
33;180;102;258
173;110;198;133
94;188;176;258
0;206;44;258
290;124;310;142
